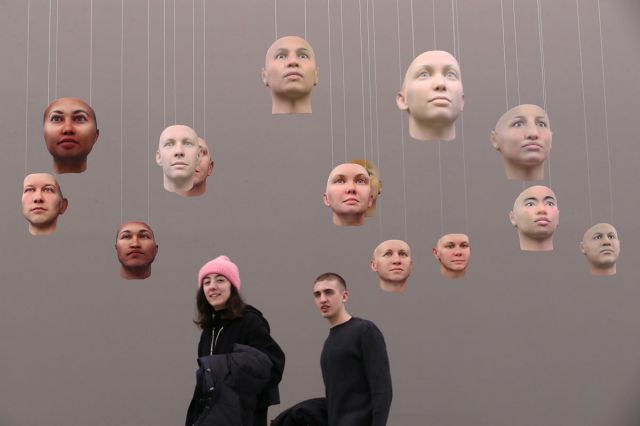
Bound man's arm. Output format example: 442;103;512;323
361;322;393;426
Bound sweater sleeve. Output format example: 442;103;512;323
243;313;286;387
360;323;393;426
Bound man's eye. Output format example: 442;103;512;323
446;71;458;79
74;115;88;122
608;233;617;239
275;53;286;60
120;234;131;239
418;71;430;78
594;235;602;240
513;121;525;128
164;141;174;147
299;53;309;59
50;115;63;122
334;178;345;184
536;121;547;128
43;187;54;193
545;200;556;206
444;244;454;249
524;201;534;207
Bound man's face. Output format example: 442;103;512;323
397;50;464;125
193;138;214;186
155;125;200;181
433;233;470;272
581;223;620;269
43;97;99;162
21;173;67;230
115;222;158;270
262;36;318;100
323;163;373;218
313;279;348;321
371;240;413;283
492;104;552;167
510;186;559;240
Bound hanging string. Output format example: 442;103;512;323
173;0;177;124
597;0;614;223
47;0;51;103
203;0;206;140
147;0;151;222
450;0;456;57
365;0;375;163
358;0;367;161
326;0;335;165
54;0;59;99
431;0;444;234
395;0;408;240
24;0;31;174
575;0;593;225
536;0;551;184
454;0;469;233
304;0;307;39
89;0;93;104
274;0;278;39
339;0;347;161
512;0;521;104
192;0;195;127
410;0;415;56
370;0;383;240
499;0;509;109
163;0;166;126
120;0;124;223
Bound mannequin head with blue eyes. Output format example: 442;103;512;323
262;36;319;114
323;163;373;227
155;125;200;193
509;185;559;251
491;104;552;181
371;240;413;292
580;223;620;276
396;50;464;141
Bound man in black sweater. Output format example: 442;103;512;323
312;272;392;426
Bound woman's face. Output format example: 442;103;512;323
202;274;232;310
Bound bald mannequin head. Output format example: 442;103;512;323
432;233;470;278
509;185;559;251
580;223;620;276
21;173;68;235
323;163;373;226
396;50;464;141
115;221;158;280
262;36;319;114
491;104;552;181
370;240;413;292
155;125;200;193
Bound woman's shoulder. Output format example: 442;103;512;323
240;305;271;329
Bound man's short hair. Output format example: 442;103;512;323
314;272;347;291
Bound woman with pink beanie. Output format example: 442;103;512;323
185;256;285;426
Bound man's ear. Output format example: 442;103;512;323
261;68;269;87
432;247;439;260
370;258;378;273
341;290;349;303
396;91;408;111
509;210;516;227
579;241;586;255
155;150;162;166
59;198;68;215
322;192;330;207
460;93;465;112
490;130;500;151
207;160;214;177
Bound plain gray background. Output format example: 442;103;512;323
1;0;640;425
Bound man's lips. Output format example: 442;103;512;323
600;248;615;254
171;162;188;167
284;71;303;79
30;207;47;213
429;96;451;103
127;250;145;256
320;305;330;312
522;142;543;150
535;217;551;225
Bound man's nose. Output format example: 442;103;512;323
432;73;446;90
33;190;44;202
174;142;185;156
525;124;539;140
286;54;299;67
346;180;357;192
62;118;74;134
130;236;141;247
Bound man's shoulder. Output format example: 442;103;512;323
348;317;382;334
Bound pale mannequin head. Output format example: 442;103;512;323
509;185;559;251
580;223;620;276
262;36;319;114
432;233;470;278
43;97;100;174
21;173;68;236
323;163;373;226
313;272;351;327
155;125;200;193
115;221;158;280
370;240;413;292
491;104;552;181
396;50;464;141
177;137;214;197
349;159;382;217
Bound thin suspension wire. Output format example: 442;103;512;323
89;0;93;104
147;0;151;222
512;0;521;104
358;0;367;161
163;0;166;126
437;143;444;235
173;0;177;123
120;0;124;223
396;0;408;240
371;0;383;239
327;0;335;165
575;0;593;224
365;0;375;162
500;0;509;109
536;0;551;184
455;0;469;233
451;0;456;57
192;0;195;127
203;0;206;140
431;0;437;48
47;0;52;103
410;0;415;56
54;0;59;99
339;0;347;160
304;0;307;39
274;0;278;39
24;0;31;173
597;0;614;222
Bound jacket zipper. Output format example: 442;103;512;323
209;326;224;355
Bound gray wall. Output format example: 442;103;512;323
1;0;640;425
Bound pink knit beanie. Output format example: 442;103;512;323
198;256;241;290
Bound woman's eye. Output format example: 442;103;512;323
536;121;547;128
513;121;525;128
